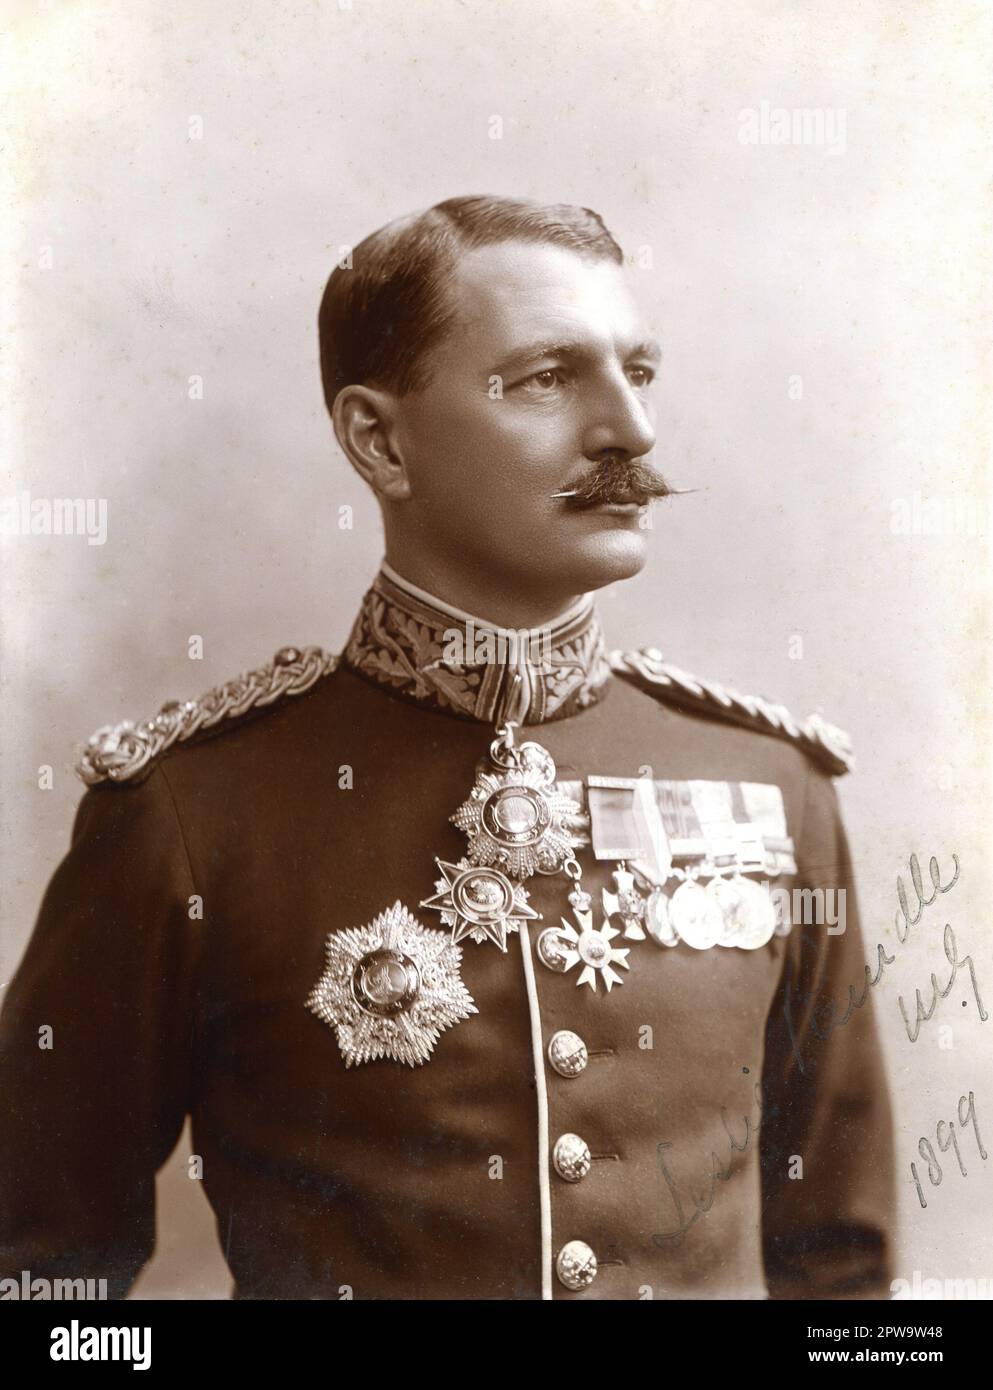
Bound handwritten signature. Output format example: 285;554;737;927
654;851;986;1244
653;1076;769;1245
784;852;986;1072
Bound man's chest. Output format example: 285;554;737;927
186;679;802;1198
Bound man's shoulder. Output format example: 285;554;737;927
73;639;854;791
608;646;853;778
75;645;341;790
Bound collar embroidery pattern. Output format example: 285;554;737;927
341;568;612;725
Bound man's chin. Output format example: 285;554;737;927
556;526;649;593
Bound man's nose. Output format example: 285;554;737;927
581;369;656;461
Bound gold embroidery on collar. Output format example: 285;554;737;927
342;570;611;725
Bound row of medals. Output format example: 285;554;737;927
423;723;787;993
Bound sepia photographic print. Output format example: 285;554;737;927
1;0;990;1367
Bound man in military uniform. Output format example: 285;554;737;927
0;196;894;1300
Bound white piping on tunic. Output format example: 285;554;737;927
518;923;553;1300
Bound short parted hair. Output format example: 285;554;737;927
318;195;623;412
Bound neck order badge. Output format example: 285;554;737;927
449;719;630;993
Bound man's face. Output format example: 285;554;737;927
389;240;661;602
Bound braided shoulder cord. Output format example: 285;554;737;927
608;647;853;776
76;646;339;786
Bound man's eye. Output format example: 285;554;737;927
522;368;565;391
626;364;656;388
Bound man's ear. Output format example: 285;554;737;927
332;386;412;501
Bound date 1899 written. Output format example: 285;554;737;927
910;1090;987;1208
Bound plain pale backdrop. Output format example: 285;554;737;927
2;0;991;1298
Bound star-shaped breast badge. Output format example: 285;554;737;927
306;901;477;1067
420;857;540;951
450;766;580;880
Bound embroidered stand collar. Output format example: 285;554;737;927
341;562;612;725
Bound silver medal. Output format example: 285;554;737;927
645;885;680;948
710;875;777;950
667;878;724;950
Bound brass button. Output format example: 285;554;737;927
556;1240;597;1291
547;1030;588;1078
552;1133;592;1183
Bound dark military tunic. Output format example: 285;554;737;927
0;566;894;1300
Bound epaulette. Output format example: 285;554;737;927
76;646;339;787
608;647;853;776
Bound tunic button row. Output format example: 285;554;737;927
552;1132;592;1182
547;1034;596;1289
555;1240;598;1291
547;1029;588;1078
